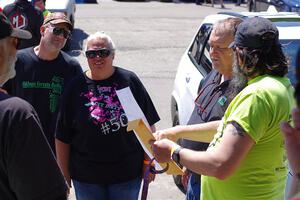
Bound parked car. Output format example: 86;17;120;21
248;0;300;12
171;9;300;193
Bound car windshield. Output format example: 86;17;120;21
281;39;300;86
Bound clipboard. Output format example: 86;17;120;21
127;119;184;175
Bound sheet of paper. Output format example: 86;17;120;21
116;87;162;169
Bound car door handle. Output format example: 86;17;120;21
185;75;190;83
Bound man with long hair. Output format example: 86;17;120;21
151;17;293;200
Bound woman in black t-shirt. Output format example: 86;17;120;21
55;32;160;200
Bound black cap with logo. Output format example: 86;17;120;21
0;12;32;40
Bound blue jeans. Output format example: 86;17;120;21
185;173;200;200
73;177;142;200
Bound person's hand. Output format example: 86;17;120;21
281;108;300;174
150;139;179;163
142;160;156;183
153;126;182;142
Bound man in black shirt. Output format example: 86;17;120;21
173;18;242;200
0;12;67;200
3;12;83;152
3;0;44;49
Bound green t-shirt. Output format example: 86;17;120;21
201;75;295;200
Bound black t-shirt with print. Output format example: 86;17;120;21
3;47;83;151
0;92;67;200
56;67;160;184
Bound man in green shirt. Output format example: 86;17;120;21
151;17;294;200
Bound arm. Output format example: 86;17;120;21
281;108;300;176
152;122;254;180
6;107;67;199
281;108;300;198
155;120;220;143
55;139;71;187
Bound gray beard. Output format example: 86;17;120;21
0;56;17;87
227;60;248;102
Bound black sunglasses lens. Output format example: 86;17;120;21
86;49;111;59
85;50;97;58
52;27;70;39
99;49;111;57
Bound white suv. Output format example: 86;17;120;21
171;8;300;192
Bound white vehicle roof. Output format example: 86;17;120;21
201;9;300;40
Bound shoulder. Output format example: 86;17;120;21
59;51;81;67
114;67;140;81
17;47;33;57
0;93;36;121
16;48;35;64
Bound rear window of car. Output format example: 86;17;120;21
188;23;212;76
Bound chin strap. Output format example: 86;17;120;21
141;158;169;200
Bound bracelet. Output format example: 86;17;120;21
171;144;179;157
144;160;155;166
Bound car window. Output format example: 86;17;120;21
281;39;300;86
188;23;212;76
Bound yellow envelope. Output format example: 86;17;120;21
127;119;184;175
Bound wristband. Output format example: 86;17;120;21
171;144;180;157
144;160;150;165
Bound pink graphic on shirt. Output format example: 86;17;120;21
81;84;128;134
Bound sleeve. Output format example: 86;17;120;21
6;107;67;200
226;90;272;142
131;74;160;126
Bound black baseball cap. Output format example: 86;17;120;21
229;17;279;49
43;12;73;31
0;12;32;40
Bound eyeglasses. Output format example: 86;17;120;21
49;26;71;39
85;48;112;59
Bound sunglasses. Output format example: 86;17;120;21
49;26;71;39
85;48;112;59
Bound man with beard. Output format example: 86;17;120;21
0;12;68;200
179;18;242;200
151;17;293;200
3;12;82;152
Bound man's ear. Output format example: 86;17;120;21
40;25;46;37
11;37;18;48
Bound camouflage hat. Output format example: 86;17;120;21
43;12;73;31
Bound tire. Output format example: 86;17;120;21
171;111;186;194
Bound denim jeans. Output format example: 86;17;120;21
73;176;142;200
185;173;200;200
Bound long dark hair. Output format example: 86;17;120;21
237;40;288;78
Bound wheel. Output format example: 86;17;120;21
171;110;186;194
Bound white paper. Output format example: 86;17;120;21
116;87;162;169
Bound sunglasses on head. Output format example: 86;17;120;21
85;48;112;59
49;26;71;39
